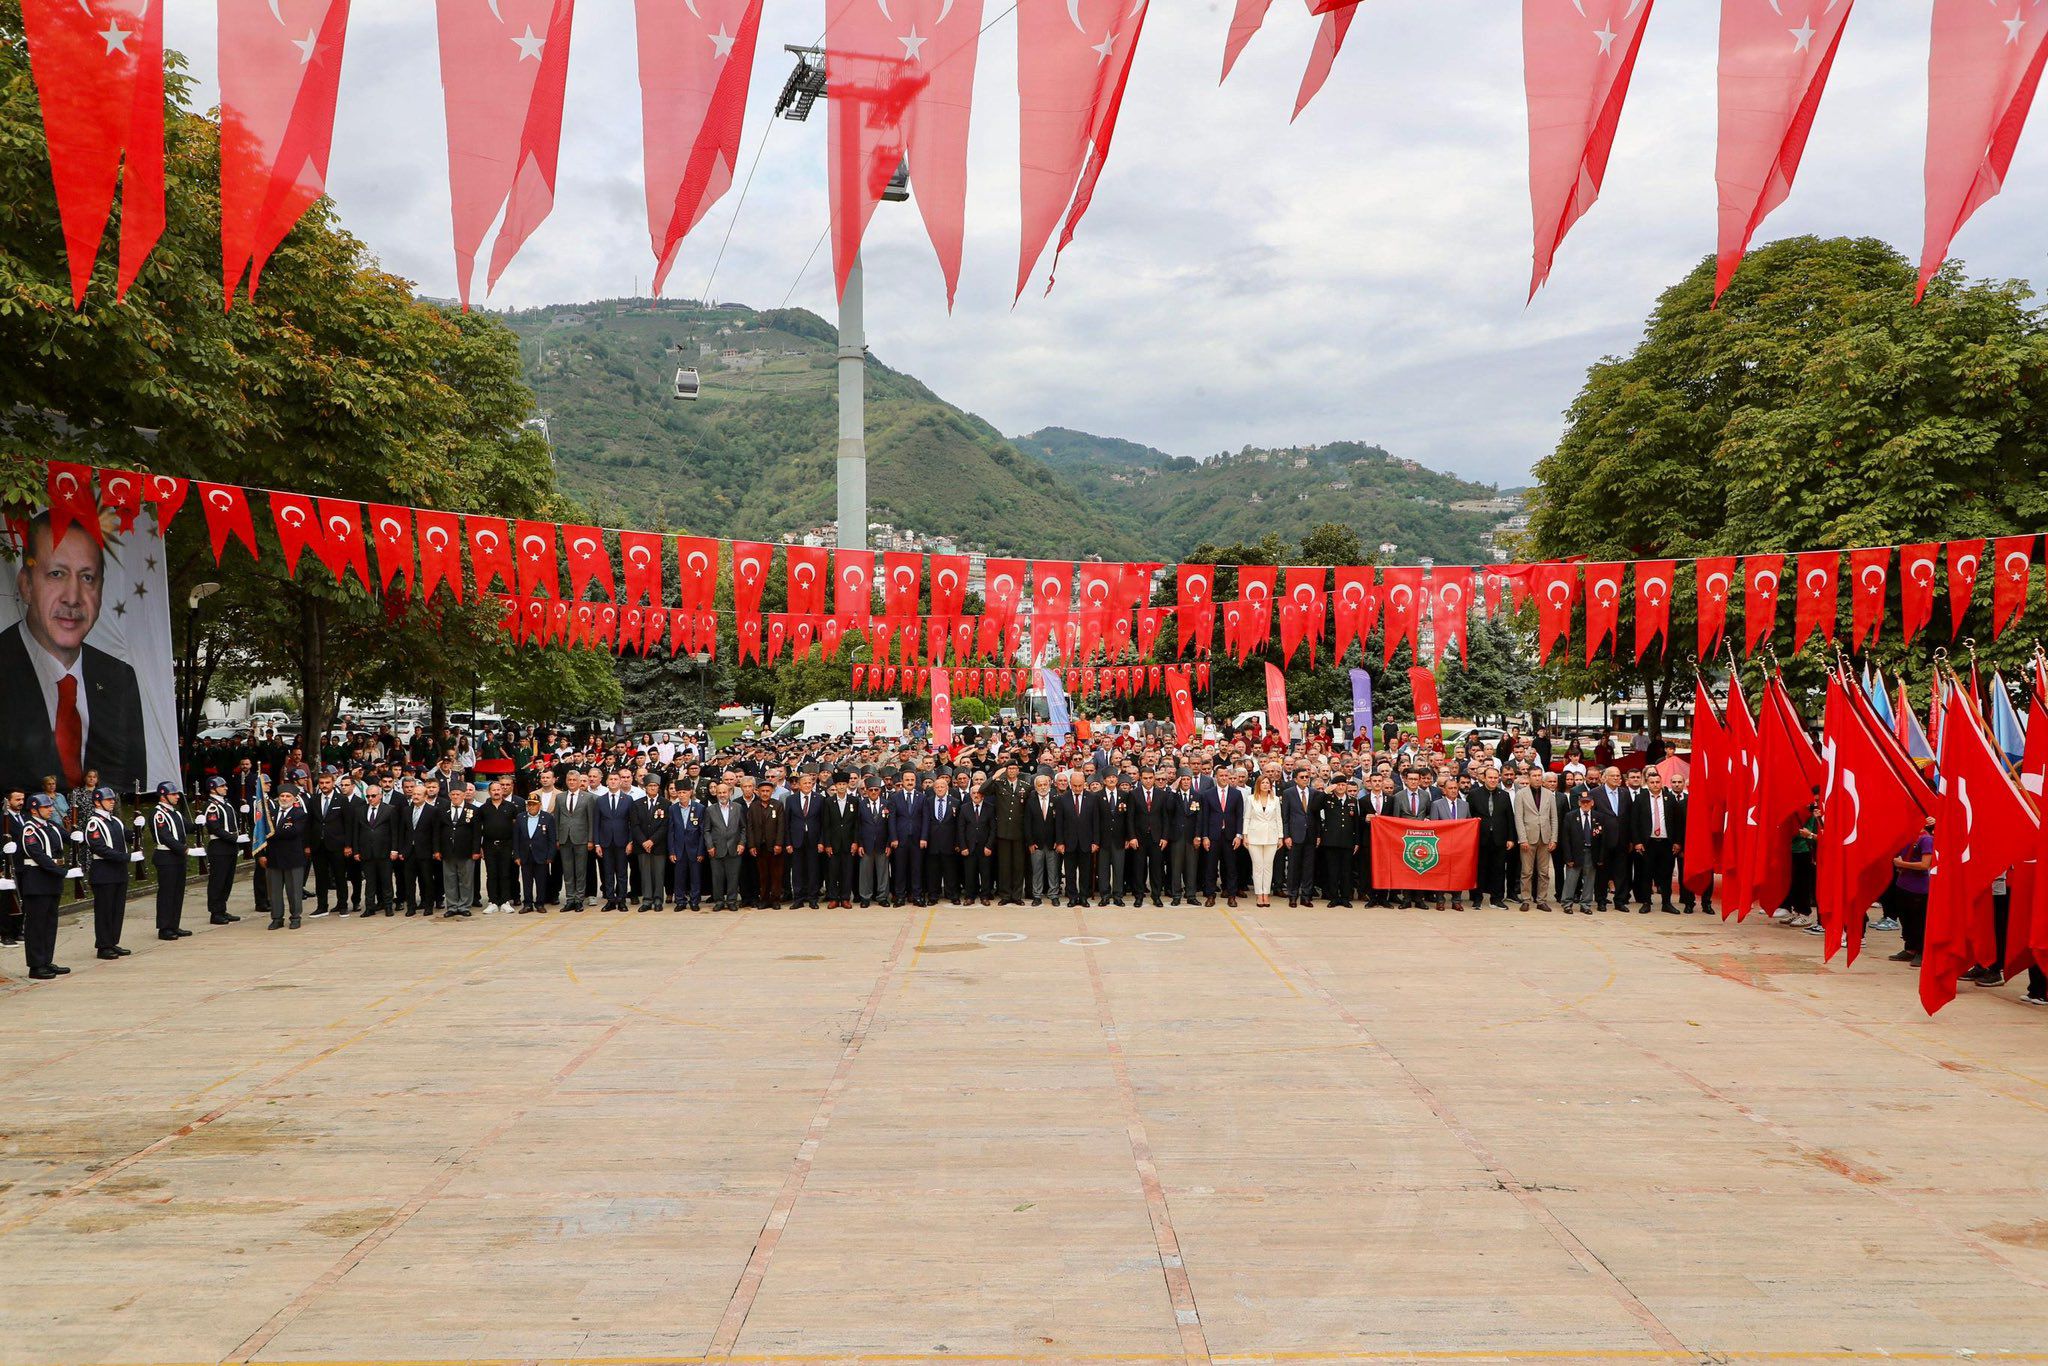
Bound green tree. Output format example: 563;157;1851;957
1527;235;2048;736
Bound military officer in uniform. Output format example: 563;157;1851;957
82;787;132;960
202;776;245;924
1;785;24;947
150;781;195;941
18;793;70;978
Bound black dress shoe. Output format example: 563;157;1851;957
175;928;194;938
210;916;233;925
51;963;71;974
98;947;122;959
29;967;58;980
159;931;180;941
113;945;132;956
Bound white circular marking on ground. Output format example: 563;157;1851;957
1059;935;1111;947
1135;931;1186;943
978;932;1028;943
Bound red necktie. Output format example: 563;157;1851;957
55;675;83;790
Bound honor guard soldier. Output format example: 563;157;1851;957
203;776;245;924
2;785;23;947
151;782;195;941
18;794;70;979
83;787;132;960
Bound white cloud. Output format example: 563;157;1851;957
164;1;2048;487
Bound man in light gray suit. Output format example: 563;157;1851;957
1511;771;1559;912
704;779;749;912
554;770;593;911
1426;783;1472;910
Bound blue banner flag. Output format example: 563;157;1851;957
1038;667;1072;745
1349;668;1374;748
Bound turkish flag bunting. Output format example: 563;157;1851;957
765;615;787;665
867;620;892;663
1742;554;1783;656
1701;557;1742;658
2011;670;2048;978
615;531;661;604
931;666;953;748
1177;564;1216;656
1682;679;1724;895
46;463;100;547
898;617;921;663
315;499;371;590
1136;608;1161;657
1633;558;1674;662
561;526;613;600
1848;547;1888;649
1919;0;2048;300
416;510;462;601
635;0;765;292
20;0;165;306
1333;566;1372;660
1369;815;1480;892
731;541;771;618
466;517;516;596
883;553;923;619
1277;603;1303;668
1238;566;1276;650
738;616;762;665
1993;535;2034;639
514;520;559;599
1922;684;2038;1014
1792;550;1839;652
367;504;414;593
97;469;143;535
1434;568;1470;666
1899;542;1938;644
1819;669;1936;966
827;0;984;305
982;558;1023;627
1381;567;1425;664
619;605;645;656
271;494;323;579
787;546;829;616
675;537;718;614
1523;0;1656;296
1285;567;1326;642
1033;561;1073;620
1713;0;1855;300
434;0;576;306
930;554;969;617
498;595;523;645
952;616;975;662
836;550;875;622
1945;538;1983;638
1534;562;1576;665
144;473;188;533
1583;562;1624;663
1294;1;1358;120
851;663;868;693
1017;0;1149;294
218;0;353;305
821;615;845;661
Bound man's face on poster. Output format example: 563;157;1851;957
18;520;103;664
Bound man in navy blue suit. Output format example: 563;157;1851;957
854;777;892;907
513;792;557;912
1197;768;1246;907
667;777;706;911
920;774;963;905
784;772;827;909
592;769;634;911
885;770;926;907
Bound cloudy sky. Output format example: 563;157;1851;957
161;1;2048;487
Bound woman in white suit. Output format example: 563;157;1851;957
1243;773;1285;907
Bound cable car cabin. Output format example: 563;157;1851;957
673;368;701;401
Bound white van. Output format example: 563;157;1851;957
771;700;904;743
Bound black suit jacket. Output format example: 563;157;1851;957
0;624;147;793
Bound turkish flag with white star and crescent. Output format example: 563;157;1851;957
731;541;772;618
1741;554;1783;656
315;500;371;590
466;516;516;595
1945;538;1983;639
1898;542;1938;644
787;546;829;617
1632;558;1673;661
1714;0;1856;301
1792;549;1839;652
635;0;765;292
1379;567;1425;665
1848;546;1887;649
1993;534;2034;639
619;531;665;605
1523;0;1656;297
1583;562;1624;663
367;504;415;593
837;550;876;623
1016;0;1149;295
434;0;577;307
20;0;165;307
416;511;463;601
1923;685;2038;1014
218;0;353;305
562;525;614;600
1433;568;1470;666
270;494;324;579
97;468;143;535
1920;0;2048;300
1533;562;1576;665
827;0;985;305
514;519;560;599
1695;555;1736;658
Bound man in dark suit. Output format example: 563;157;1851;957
1469;769;1518;910
1127;770;1168;907
785;772;827;909
1591;768;1634;912
1164;774;1199;905
1630;768;1684;913
854;778;892;907
921;775;963;904
0;513;147;796
593;771;634;911
704;780;748;911
1023;773;1060;905
306;770;351;917
666;778;706;910
886;771;926;907
438;781;480;917
513;793;558;912
821;774;859;908
1196;770;1245;907
1281;769;1320;906
352;779;399;917
201;776;244;925
1093;773;1131;906
629;785;667;910
1557;787;1603;913
1054;773;1097;907
477;780;519;913
401;780;440;915
149;782;194;941
960;776;995;905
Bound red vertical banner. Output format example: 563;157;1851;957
1713;0;1855;300
1219;0;1274;81
143;473;188;533
1848;547;1888;650
1696;555;1736;658
1523;0;1656;295
466;517;515;596
620;530;665;604
676;537;719;618
983;558;1024;632
1633;558;1673;662
1792;550;1839;653
930;554;969;618
1899;542;1939;645
1407;665;1442;746
316;499;371;591
1535;562;1576;665
731;541;772;618
1993;535;2034;639
1946;538;1983;638
1264;663;1291;747
218;0;353;304
434;0;576;307
271;494;322;579
1285;566;1326;645
1332;566;1371;660
1920;0;2048;300
827;0;985;305
97;469;142;534
368;505;414;594
1583;562;1624;663
836;550;875;623
931;667;953;749
415;511;461;601
562;525;613;600
514;520;560;599
1742;554;1783;656
1238;566;1276;650
633;0;766;292
46;463;100;547
1380;567;1423;663
1033;561;1074;622
883;552;923;619
787;546;828;616
20;0;165;306
1433;567;1470;666
1177;563;1215;656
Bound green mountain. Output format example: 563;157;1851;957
503;299;1517;566
1011;427;1512;565
502;298;1141;558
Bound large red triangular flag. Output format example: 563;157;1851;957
1922;684;2037;1014
1720;675;1761;919
1293;1;1357;121
635;0;765;293
1523;0;1656;297
434;0;576;307
1682;678;1725;897
1219;0;1275;80
198;483;257;563
1746;676;1824;917
20;0;165;307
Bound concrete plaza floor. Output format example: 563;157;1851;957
4;887;2048;1366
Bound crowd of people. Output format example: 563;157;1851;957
3;716;2041;1005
